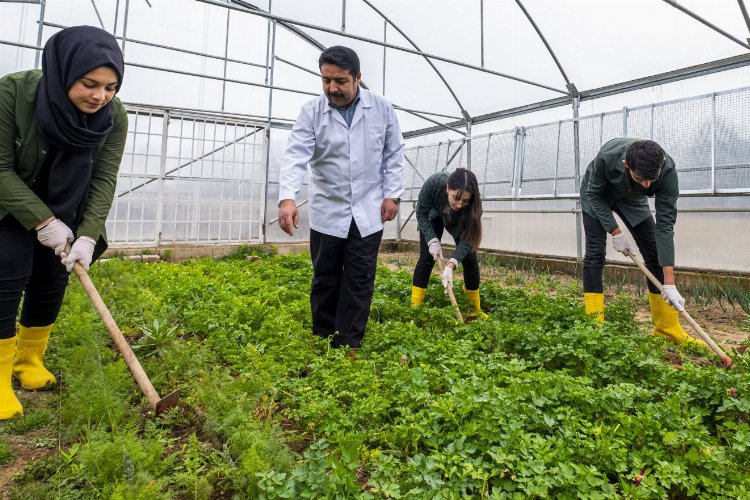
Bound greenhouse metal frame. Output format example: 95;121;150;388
2;0;750;271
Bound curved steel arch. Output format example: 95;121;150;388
228;0;469;133
360;0;469;121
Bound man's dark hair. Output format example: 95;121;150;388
625;140;666;180
318;46;360;77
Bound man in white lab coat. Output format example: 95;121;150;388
278;46;405;350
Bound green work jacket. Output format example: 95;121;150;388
416;172;478;264
0;69;127;248
579;138;679;266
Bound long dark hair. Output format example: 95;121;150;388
444;168;482;252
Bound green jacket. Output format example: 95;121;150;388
416;172;477;264
580;138;679;266
0;69;127;245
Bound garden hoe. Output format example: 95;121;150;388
625;251;734;369
65;246;181;415
437;256;464;323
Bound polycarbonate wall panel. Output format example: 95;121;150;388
108;108;267;246
715;89;750;191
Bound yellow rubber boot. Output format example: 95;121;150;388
648;292;707;347
411;286;426;307
0;337;23;420
13;325;57;390
463;287;488;319
583;293;605;322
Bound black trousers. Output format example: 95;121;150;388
0;216;70;339
582;208;662;295
309;219;383;348
412;218;480;290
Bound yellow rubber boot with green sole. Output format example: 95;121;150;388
583;293;605;322
463;287;488;319
0;337;23;420
648;292;707;347
411;286;426;307
13;325;57;390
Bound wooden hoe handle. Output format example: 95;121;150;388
626;252;734;369
66;245;180;414
437;256;464;323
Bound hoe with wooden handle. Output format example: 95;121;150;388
625;251;734;369
436;256;464;323
65;245;180;415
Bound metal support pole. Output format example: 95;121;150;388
465;119;472;170
382;21;387;94
710;92;716;193
341;0;346;32
264;0;272;84
261;18;277;244
261;125;271;244
553;121;561;197
34;0;46;69
267;21;277;122
480;0;485;67
622;106;629;137
121;0;130;57
739;0;750;41
221;9;231;111
572;97;583;261
155;111;170;245
114;0;120;35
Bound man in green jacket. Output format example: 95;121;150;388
580;138;704;345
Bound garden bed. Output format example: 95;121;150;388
1;248;749;498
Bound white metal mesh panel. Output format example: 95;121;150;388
625;106;652;140
601;111;625;145
577;116;603;188
446;140;468;170
715;89;750;191
519;123;558;196
556;121;577;196
482;131;516;199
108;108;266;246
404;144;442;201
652;97;712;192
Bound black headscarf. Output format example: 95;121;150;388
35;25;124;230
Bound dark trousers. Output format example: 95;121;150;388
309;219;383;348
0;216;70;339
412;218;480;290
582;208;662;295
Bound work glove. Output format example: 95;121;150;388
36;218;74;256
661;285;685;312
427;238;442;260
441;266;453;290
61;236;97;272
611;232;637;256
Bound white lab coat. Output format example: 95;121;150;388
279;88;405;238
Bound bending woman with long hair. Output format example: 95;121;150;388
411;168;486;317
0;26;127;419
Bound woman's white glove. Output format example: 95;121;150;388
441;266;453;290
611;232;637;256
61;236;97;272
661;285;685;312
427;238;442;260
36;218;74;256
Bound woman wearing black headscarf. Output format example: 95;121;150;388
0;26;127;419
